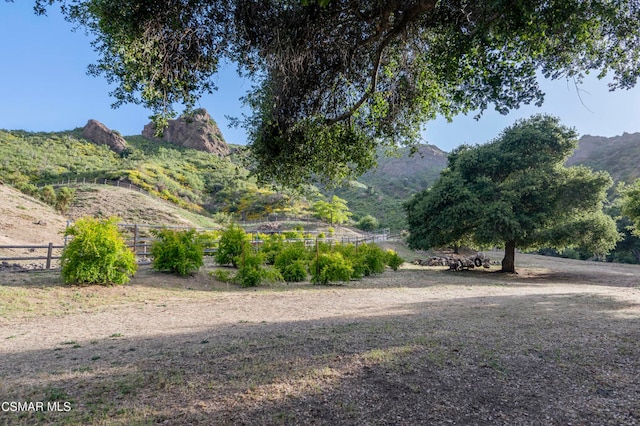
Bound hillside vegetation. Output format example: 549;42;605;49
330;145;448;230
0;129;308;222
0;128;451;231
566;132;640;183
2;127;638;235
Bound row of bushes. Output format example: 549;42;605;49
60;217;404;286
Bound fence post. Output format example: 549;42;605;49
132;224;139;253
46;242;53;270
315;237;319;278
64;220;71;247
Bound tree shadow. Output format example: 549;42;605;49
1;290;639;425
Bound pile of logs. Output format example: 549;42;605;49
413;253;493;271
0;261;45;272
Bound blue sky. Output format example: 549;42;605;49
2;2;640;152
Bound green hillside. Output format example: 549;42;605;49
566;132;640;183
330;145;448;231
0;128;450;231
0;129;308;221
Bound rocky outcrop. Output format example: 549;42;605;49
142;109;229;157
82;119;127;154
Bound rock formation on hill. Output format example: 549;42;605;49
142;109;229;157
82;119;127;154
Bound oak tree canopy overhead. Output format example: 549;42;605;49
31;0;640;185
404;115;620;273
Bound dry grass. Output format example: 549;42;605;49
1;253;639;425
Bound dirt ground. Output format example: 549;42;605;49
1;252;639;425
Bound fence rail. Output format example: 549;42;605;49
0;243;63;269
1;221;391;270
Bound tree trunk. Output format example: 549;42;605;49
501;240;517;273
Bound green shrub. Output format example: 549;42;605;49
274;242;308;269
359;243;386;276
260;233;285;264
311;252;353;285
357;214;379;231
274;242;309;282
332;243;364;278
234;248;265;287
283;230;303;239
41;185;56;206
55;187;75;214
236;266;263;287
282;260;308;282
60;216;137;285
262;266;285;284
386;249;404;271
151;229;204;276
215;224;248;266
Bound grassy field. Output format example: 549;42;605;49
1;253;639;425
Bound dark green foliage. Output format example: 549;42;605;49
406;115;619;272
151;229;204;276
60;216;137;285
234;249;265;287
357;214;379;231
310;252;353;285
281;261;308;282
273;242;309;282
55;187;75;214
215;224;248;267
40;1;640;184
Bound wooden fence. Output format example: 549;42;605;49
0;222;392;271
0;243;64;270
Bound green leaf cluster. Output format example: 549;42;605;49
406;115;619;271
312;195;352;225
215;224;249;267
151;229;204;276
60;216;137;285
37;0;640;185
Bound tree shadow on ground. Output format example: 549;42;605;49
1;290;639;425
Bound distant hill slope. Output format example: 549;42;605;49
359;144;448;197
0;183;222;251
567;132;640;182
332;144;448;230
67;185;222;228
0;184;68;246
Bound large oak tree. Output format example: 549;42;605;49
405;115;619;273
28;0;640;185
